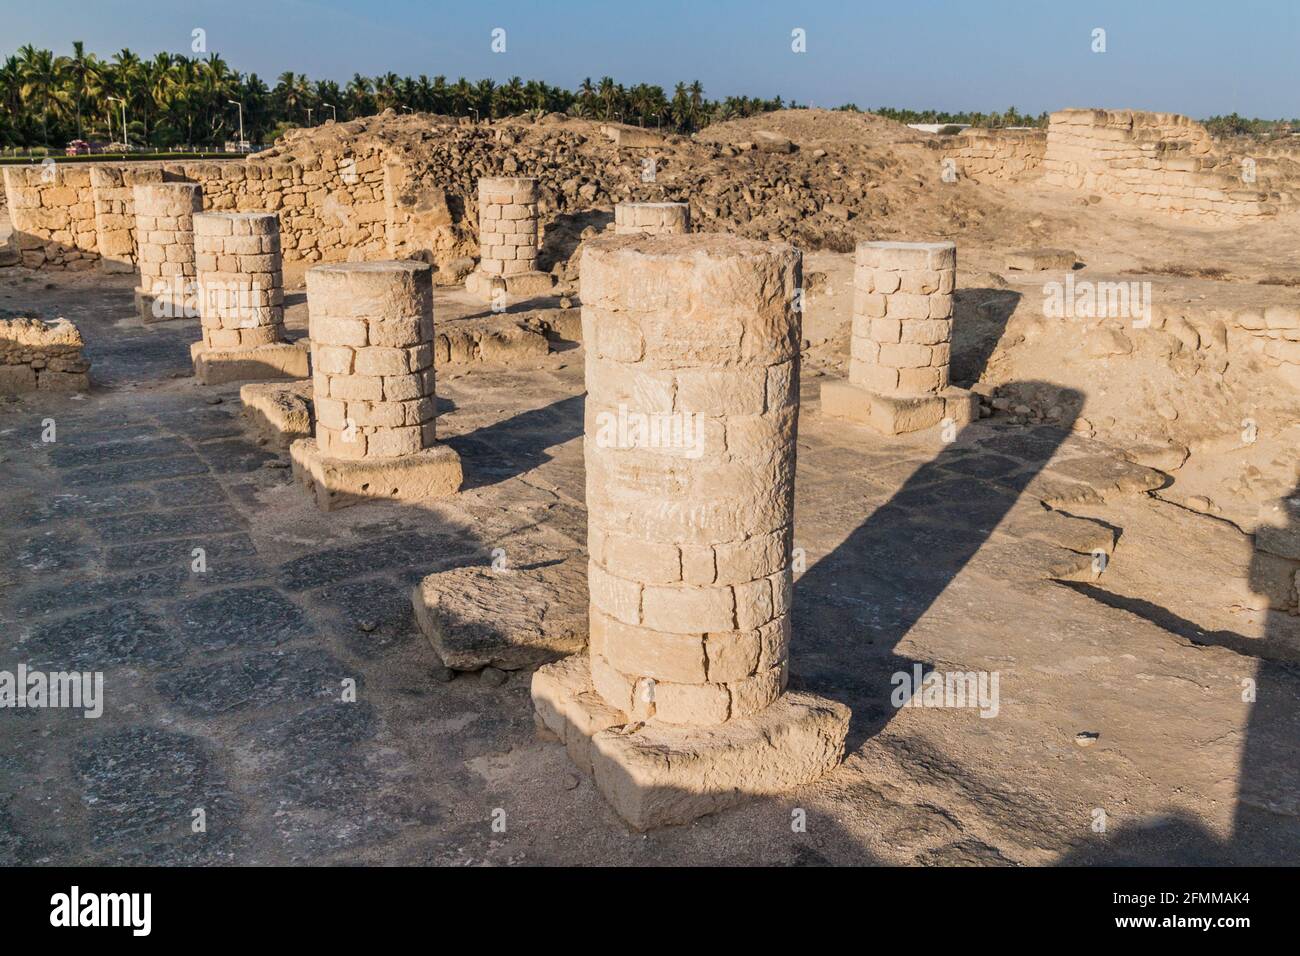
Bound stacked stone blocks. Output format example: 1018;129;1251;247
822;240;976;435
290;261;461;510
465;176;554;300
190;212;307;384
613;202;691;236
133;183;203;323
0;317;90;394
531;235;849;829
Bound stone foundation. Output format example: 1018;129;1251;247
291;260;461;510
0;317;90;394
532;233;848;828
821;240;976;435
613;202;690;235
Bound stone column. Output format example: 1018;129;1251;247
465;176;553;300
614;202;690;236
531;234;849;831
132;182;201;322
189;212;307;385
822;240;976;435
290;261;462;510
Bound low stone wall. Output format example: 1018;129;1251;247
2;148;391;273
0;316;90;393
950;129;1045;183
1042;109;1298;222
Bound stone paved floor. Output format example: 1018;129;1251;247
1;268;1296;865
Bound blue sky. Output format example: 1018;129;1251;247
6;0;1299;117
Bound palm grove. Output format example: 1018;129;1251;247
0;44;791;150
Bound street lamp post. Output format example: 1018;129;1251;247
108;96;127;148
228;100;244;149
306;107;313;126
322;103;337;122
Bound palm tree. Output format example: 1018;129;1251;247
345;73;373;118
18;44;71;145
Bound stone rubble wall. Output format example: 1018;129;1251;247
850;241;956;395
193;212;286;349
949;128;1046;183
0;316;90;393
306;261;438;459
614;202;691;235
2;149;389;272
581;234;801;726
1042;109;1299;222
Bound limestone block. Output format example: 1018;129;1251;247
413;556;588;670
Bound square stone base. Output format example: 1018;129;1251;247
289;437;462;511
531;654;850;831
820;378;978;436
465;268;556;302
239;380;313;448
191;340;310;385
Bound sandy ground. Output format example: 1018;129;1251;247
1;211;1297;862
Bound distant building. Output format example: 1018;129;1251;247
907;123;971;135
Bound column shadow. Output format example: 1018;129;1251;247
793;382;1083;752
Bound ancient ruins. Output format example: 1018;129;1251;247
2;99;1298;863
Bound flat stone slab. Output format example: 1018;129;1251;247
465;268;555;301
820;379;977;435
532;654;850;831
240;380;313;448
191;340;310;385
1006;248;1078;271
290;437;462;511
412;555;587;671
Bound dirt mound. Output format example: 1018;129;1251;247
254;108;1023;274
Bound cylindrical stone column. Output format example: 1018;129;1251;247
581;234;801;726
477;176;538;277
305;261;436;460
850;240;955;395
133;182;202;320
193;212;286;350
614;202;691;236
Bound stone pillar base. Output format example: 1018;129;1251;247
289;437;462;511
820;379;977;436
190;340;310;385
531;654;850;831
239;380;313;448
465;268;555;302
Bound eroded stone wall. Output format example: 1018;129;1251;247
950;128;1045;183
2;149;390;273
1042;109;1297;222
0;316;90;393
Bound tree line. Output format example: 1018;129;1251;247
0;43;788;149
